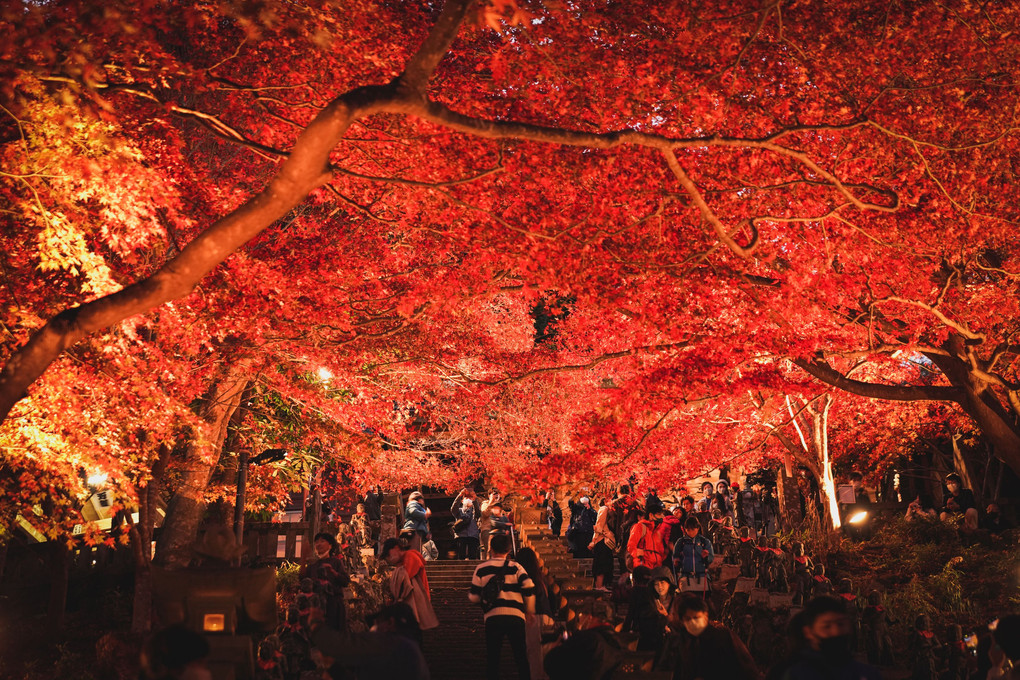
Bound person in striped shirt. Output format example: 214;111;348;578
469;532;536;680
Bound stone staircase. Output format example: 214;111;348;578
422;559;525;680
419;509;665;679
516;518;606;621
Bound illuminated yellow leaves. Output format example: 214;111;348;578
33;205;119;295
2;75;172;300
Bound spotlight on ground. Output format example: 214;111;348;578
848;510;870;525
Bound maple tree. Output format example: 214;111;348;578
2;0;1020;574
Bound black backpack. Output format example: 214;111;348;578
480;556;511;612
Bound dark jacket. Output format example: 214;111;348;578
781;646;882;680
942;488;976;514
363;489;382;521
544;497;564;534
311;627;429;680
451;493;481;539
656;622;760;680
673;533;714;576
568;500;597;534
545;626;623;680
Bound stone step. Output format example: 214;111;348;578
423;573;525;679
541;558;587;570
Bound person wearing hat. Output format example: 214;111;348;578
635;567;677;653
627;498;669;571
940;473;978;530
402;491;431;553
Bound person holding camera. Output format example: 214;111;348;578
402;491;431;553
451;487;481;560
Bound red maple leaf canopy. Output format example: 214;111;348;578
1;0;1018;541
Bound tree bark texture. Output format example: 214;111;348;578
153;369;250;569
130;443;171;632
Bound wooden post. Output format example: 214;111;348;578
310;482;322;546
234;450;249;554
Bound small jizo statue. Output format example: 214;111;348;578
908;614;940;680
862;590;894;666
790;542;814;605
712;514;737;559
837;577;861;650
738;526;757;578
812;564;833;596
942;624;971;680
760;537;789;593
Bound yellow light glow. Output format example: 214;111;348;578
848;511;869;525
203;614;225;632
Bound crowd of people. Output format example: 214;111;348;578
131;473;1015;680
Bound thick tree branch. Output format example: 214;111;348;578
794;358;964;402
0;0;479;423
396;0;475;95
418;99;899;222
334;151;504;188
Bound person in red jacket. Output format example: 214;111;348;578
627;498;669;570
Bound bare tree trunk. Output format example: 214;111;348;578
816;396;841;530
130;443;171;632
153;368;250;569
925;344;1020;478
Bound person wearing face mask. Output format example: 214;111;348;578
940;472;979;531
626;499;669;570
654;595;759;680
782;595;881;680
